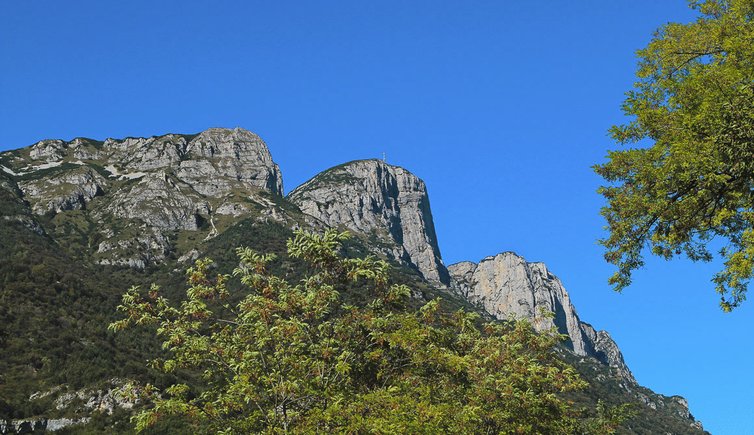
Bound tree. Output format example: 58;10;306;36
110;229;608;434
595;0;754;311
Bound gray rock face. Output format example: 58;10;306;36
580;322;635;383
18;167;107;214
19;127;283;199
95;227;172;270
288;159;449;285
53;378;138;415
0;172;46;234
99;172;204;231
178;128;283;196
103;128;283;196
29;139;67;161
448;252;635;383
0;418;91;433
2;127;284;268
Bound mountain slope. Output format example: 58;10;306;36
1;127;283;269
0;129;705;433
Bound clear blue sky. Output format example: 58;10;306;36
1;1;750;432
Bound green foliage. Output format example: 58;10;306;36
581;401;637;434
595;0;754;310
0;210;173;424
111;229;595;434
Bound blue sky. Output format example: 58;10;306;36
1;1;751;432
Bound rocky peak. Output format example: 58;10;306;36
178;127;283;196
12;127;283;197
1;127;285;268
288;159;450;285
448;252;635;383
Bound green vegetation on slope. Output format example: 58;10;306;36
110;229;614;434
0;166;705;433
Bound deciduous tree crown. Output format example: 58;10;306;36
111;230;627;433
596;0;754;311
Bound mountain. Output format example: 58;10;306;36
288;159;449;285
3;127;285;269
0;128;704;433
448;254;633;383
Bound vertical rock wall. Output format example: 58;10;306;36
449;253;635;383
288;159;450;285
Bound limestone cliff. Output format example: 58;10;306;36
0;127;285;268
287;159;450;285
449;253;635;383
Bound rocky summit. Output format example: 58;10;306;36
288;159;450;285
2;127;285;268
0;128;705;433
448;253;634;383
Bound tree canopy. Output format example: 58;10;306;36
595;0;754;311
110;229;628;434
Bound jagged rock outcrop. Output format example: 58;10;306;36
448;252;635;383
18;166;107;214
53;378;138;415
288;159;449;285
0;127;285;268
95;227;172;269
0;418;91;433
580;322;634;381
177;128;283;196
99;172;205;231
16;127;283;199
29;139;67;161
0;172;46;234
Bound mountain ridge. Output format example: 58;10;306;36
0;127;704;433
